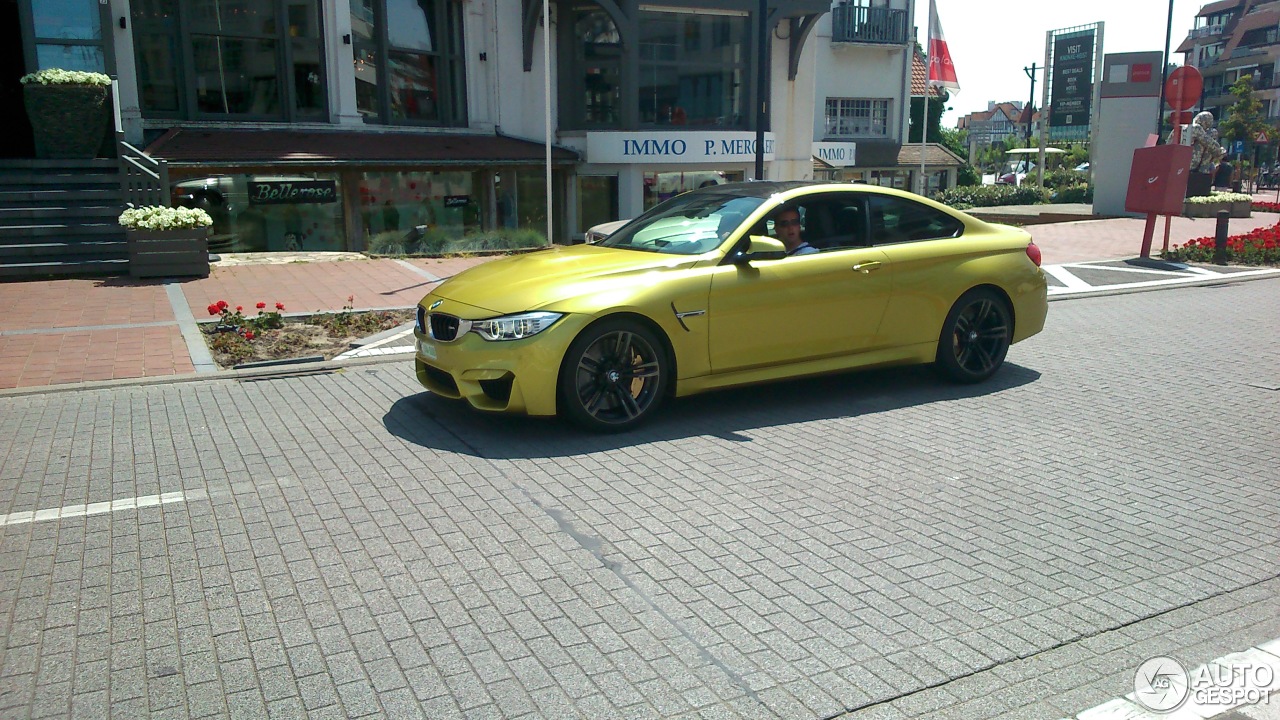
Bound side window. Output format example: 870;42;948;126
867;194;964;244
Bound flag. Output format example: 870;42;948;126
927;0;960;95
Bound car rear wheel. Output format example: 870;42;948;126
936;289;1011;383
559;319;667;432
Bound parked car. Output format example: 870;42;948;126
584;219;628;244
413;181;1048;431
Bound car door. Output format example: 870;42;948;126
864;193;968;347
706;194;893;374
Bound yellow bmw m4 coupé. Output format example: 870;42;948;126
414;182;1047;431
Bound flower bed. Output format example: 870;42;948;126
1253;201;1280;213
1166;221;1280;265
1184;192;1252;218
201;297;413;368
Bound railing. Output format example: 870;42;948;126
118;141;169;208
1189;24;1226;39
111;79;169;209
830;5;909;45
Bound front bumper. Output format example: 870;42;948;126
413;311;592;416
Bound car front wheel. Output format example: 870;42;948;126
936;289;1011;383
559;319;668;432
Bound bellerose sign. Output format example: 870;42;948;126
586;131;776;164
248;180;338;205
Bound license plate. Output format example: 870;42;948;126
419;339;437;360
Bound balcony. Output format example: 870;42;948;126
830;5;909;46
1189;24;1226;40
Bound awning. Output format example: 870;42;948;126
145;128;579;168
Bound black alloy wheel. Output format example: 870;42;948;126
560;319;667;431
936;289;1012;383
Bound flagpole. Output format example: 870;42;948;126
921;67;928;195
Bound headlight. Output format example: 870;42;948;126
470;311;563;341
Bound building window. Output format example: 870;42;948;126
349;0;467;126
32;0;106;72
130;0;327;121
570;7;622;128
825;98;890;138
637;8;747;128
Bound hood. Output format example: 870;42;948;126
430;244;702;315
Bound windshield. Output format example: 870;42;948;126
600;193;765;255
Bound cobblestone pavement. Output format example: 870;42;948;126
1;279;1278;719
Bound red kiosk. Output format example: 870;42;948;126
1128;66;1202;258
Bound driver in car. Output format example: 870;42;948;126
772;207;817;256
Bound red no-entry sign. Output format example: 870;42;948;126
1166;66;1204;111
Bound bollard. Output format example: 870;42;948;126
1214;210;1230;265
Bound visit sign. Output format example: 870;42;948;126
586;131;776;164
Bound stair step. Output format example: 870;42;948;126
0;240;128;259
0;189;122;207
0;206;124;220
0;258;128;279
0;158;117;170
0;223;123;238
0;173;121;188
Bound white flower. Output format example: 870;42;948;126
119;206;214;230
19;68;112;87
1185;192;1253;205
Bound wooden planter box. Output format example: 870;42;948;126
1183;201;1252;219
127;227;211;279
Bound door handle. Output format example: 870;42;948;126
851;261;882;273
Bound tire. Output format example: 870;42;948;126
935;289;1012;383
559;318;668;432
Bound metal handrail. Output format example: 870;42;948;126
117;140;169;208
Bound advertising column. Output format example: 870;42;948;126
1094;51;1164;216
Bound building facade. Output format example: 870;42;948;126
1177;0;1280;123
3;0;873;252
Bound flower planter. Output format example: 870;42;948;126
127;227;211;279
1232;200;1252;218
23;84;109;159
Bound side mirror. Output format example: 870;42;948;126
735;235;787;263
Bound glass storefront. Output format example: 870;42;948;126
577;175;619;231
357;170;481;245
173;172;346;253
642;169;744;211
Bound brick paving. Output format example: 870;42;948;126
1;278;1277;718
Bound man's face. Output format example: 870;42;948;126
773;210;802;249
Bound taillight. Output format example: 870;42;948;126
1026;241;1042;267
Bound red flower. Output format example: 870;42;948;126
256;302;266;309
275;302;285;311
236;305;243;312
217;300;228;310
207;304;219;315
244;331;255;340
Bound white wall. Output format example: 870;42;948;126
1093;95;1161;217
772;25;820;181
810;0;911;144
491;0;556;143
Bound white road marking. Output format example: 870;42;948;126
335;327;416;359
0;490;204;526
1059;263;1204;276
1042;265;1093;291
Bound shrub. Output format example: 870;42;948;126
1052;184;1093;204
1042;169;1088;189
366;227;545;256
1185;192;1252;204
935;184;1051;208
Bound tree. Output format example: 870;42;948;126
908;90;949;143
1218;74;1271;175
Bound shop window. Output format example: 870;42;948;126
357;171;482;246
577;176;619;232
637;9;747;128
642;170;743;211
173;173;346;253
349;0;467;126
130;0;327;121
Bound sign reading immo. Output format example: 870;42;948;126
812;142;857;167
586;131;776;164
248;180;338;205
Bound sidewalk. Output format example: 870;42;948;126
2;207;1278;391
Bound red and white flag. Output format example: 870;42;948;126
927;0;960;94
